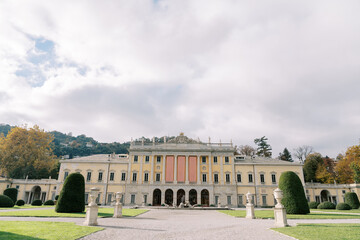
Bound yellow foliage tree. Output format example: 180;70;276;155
0;125;56;179
335;145;360;184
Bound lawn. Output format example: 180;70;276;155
273;223;360;240
0;205;55;210
0;221;103;240
0;208;148;218
219;210;360;219
311;209;360;214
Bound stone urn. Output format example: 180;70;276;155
273;188;283;208
246;191;253;205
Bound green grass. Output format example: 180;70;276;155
273;223;360;240
0;221;102;240
0;208;148;218
311;209;360;214
219;210;360;219
0;205;55;210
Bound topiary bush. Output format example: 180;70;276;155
3;188;18;203
31;199;42;206
0;195;14;207
344;192;360;209
317;201;336;209
43;200;55;206
308;201;320;209
56;173;85;213
55;195;59;200
279;171;310;214
336;202;351;210
15;199;25;206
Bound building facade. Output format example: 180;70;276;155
1;133;359;207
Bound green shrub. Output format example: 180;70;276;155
308;201;320;209
55;195;59;200
15;199;25;206
56;173;85;213
0;195;14;207
31;199;42;206
336;202;351;210
3;188;18;203
279;171;310;214
317;201;336;209
345;192;360;209
210;204;215;207
161;204;165;206
43;200;55;206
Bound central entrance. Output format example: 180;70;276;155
165;189;173;206
201;189;209;206
189;189;197;205
153;189;161;206
177;189;185;206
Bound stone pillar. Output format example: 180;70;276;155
161;189;166;205
113;192;123;218
208;154;212;183
174;155;178;184
197;155;201;184
273;188;288;227
197;191;201;205
162;155;166;184
150;155;154;184
245;191;255;219
84;188;100;226
173;190;177;207
139;155;143;184
185;155;189;184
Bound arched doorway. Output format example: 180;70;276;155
153;189;161;206
177;189;185;206
165;189;173;206
201;189;209;206
29;186;41;203
189;189;197;205
320;190;331;202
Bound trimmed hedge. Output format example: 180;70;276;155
15;199;25;206
308;201;320;209
0;195;14;207
344;192;360;209
31;199;43;206
317;201;336;209
43;200;55;206
3;188;18;203
279;171;310;214
336;202;351;210
56;173;85;213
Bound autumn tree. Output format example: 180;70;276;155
303;153;322;182
293;145;314;163
238;145;256;156
315;156;336;184
254;136;272;157
336;145;360;184
0;125;57;179
279;148;293;162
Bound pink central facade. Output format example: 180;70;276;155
164;155;197;182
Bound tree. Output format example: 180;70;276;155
344;192;360;209
238;145;256;156
279;148;293;162
315;156;336;184
293;145;314;163
335;145;360;184
0;125;57;179
3;188;18;203
279;171;310;214
56;173;85;213
254;136;272;157
303;153;322;182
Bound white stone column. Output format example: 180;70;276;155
231;156;236;184
150;155;154;184
208;154;212;183
174;155;178;184
197;190;201;205
185;155;189;184
197;155;201;184
173;190;177;207
162;155;166;184
127;154;132;184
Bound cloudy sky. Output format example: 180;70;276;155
0;0;359;158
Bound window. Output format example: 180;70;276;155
260;174;265;183
262;195;267;205
131;194;135;204
248;173;253;183
64;171;69;180
225;156;229;163
202;174;207;182
237;173;242;182
227;196;231;205
215;196;219;205
107;193;112;204
156;173;161;182
85;193;89;204
145;156;149;162
98;172;103;182
144;195;148;204
271;174;276;183
86;172;92;182
315;196;320;203
132;172;137;182
238;195;243;206
214;174;219;183
16;185;19;189
134;155;138;162
342;190;346;194
226;174;230;183
144;173;149;182
202;156;206;163
110;172;115;181
121;172;126;181
157;156;161;163
214;156;218;163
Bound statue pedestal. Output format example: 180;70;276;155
113;203;123;218
274;206;288;227
84;205;99;226
246;203;255;219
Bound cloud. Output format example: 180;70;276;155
0;0;360;158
